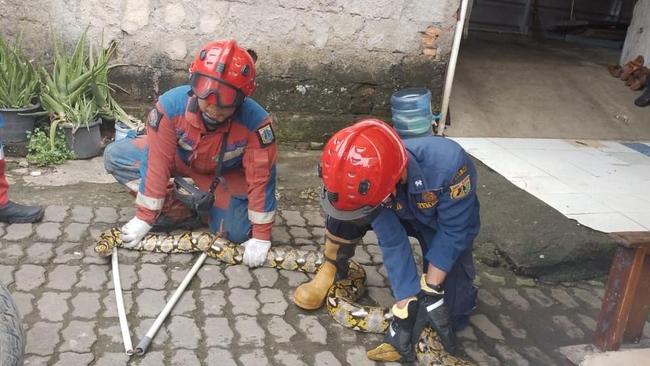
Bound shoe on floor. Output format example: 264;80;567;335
0;201;44;223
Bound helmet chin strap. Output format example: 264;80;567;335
201;112;224;131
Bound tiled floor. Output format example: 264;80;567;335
453;138;650;233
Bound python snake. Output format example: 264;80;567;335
95;228;473;365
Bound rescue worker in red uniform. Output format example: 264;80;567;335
295;119;480;362
104;40;277;267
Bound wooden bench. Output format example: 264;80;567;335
593;231;650;351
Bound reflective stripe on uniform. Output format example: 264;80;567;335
136;192;164;210
125;180;140;193
248;209;275;224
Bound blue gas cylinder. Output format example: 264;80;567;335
390;88;434;138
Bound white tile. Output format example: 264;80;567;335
566;213;647;233
451;137;501;152
596;141;639;153
487;138;576;151
623;212;650;230
541;193;613;215
469;148;549;178
513;176;575;195
608;152;650;165
601;194;650;214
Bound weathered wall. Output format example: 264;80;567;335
0;0;460;141
621;0;650;65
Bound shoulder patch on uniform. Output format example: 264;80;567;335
450;175;471;200
257;124;275;146
452;165;468;183
417;191;439;209
147;108;162;131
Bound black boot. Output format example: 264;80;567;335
634;82;650;107
384;299;418;362
150;214;205;232
0;201;44;223
411;280;457;354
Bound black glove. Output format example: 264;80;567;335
411;284;456;354
384;299;418;362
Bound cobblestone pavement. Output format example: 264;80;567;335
1;204;649;366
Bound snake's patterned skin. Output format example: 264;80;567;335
95;229;473;365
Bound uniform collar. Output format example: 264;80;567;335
405;149;429;193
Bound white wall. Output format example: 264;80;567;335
621;0;650;64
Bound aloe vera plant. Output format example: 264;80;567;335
0;34;40;108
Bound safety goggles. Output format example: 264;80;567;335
190;73;245;108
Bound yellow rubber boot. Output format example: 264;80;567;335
293;238;348;310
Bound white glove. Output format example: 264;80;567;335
121;217;152;249
242;238;271;268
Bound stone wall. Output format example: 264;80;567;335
0;0;461;141
621;0;650;66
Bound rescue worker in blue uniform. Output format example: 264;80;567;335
294;118;480;362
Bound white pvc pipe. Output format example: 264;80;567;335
135;252;207;355
437;0;470;136
112;247;134;355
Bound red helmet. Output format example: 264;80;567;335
188;39;256;107
320;119;408;222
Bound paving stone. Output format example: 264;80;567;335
577;314;597;332
303;211;324;227
272;226;292;243
15;265;46;291
482;271;506;285
168;316;201;349
253;267;278;287
354;246;372;265
550;288;579;308
367;286;394;307
311;227;326;241
571;288;601;309
463;341;500;365
523;346;557;365
136;289;167;317
345;346;376;366
198;265;225;288
298;314;327;345
470;314;505;340
498;288;530;311
23;356;49;366
478;290;501;307
167;252;195;266
235;315;265;346
294;238;314;245
97;323;123;345
138;263;167;289
106;263;137;291
93;353;130;366
25;243;54;263
362;231;378;245
279;269;308;287
94;207;119;223
552;315;585;339
230;288;259;315
327;320;358;343
267;316;296;343
523;288;555;307
0;243;24;264
53;352;94;366
498;314;527;339
105;246;140;264
64;223;89;242
204;317;233;347
12;291;34;317
240;349;270;366
207;348;237;366
47;265;79;290
515;277;536;287
140;252;167;264
135;318;169;344
37;292;70;321
119;206;136;223
494;343;529;366
4;223;33;240
225;265;253;288
172;349;201;366
71;205;93;223
289;226;310;239
70;292;102;319
314;351;341;366
25;322;62;356
52;242;84;264
363;265;387;287
133;351;164;366
457;326;478;341
282;210;306;226
259;288;288;315
201;289;227;316
274;349;307;366
59;320;96;352
102;290;134;317
35;222;61;241
77;264;108;290
171;290;196;315
43;205;68;222
0;264;14;285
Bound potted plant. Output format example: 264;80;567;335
0;34;41;144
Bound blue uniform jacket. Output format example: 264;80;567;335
370;136;480;299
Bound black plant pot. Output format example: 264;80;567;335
63;118;103;159
0;103;40;143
